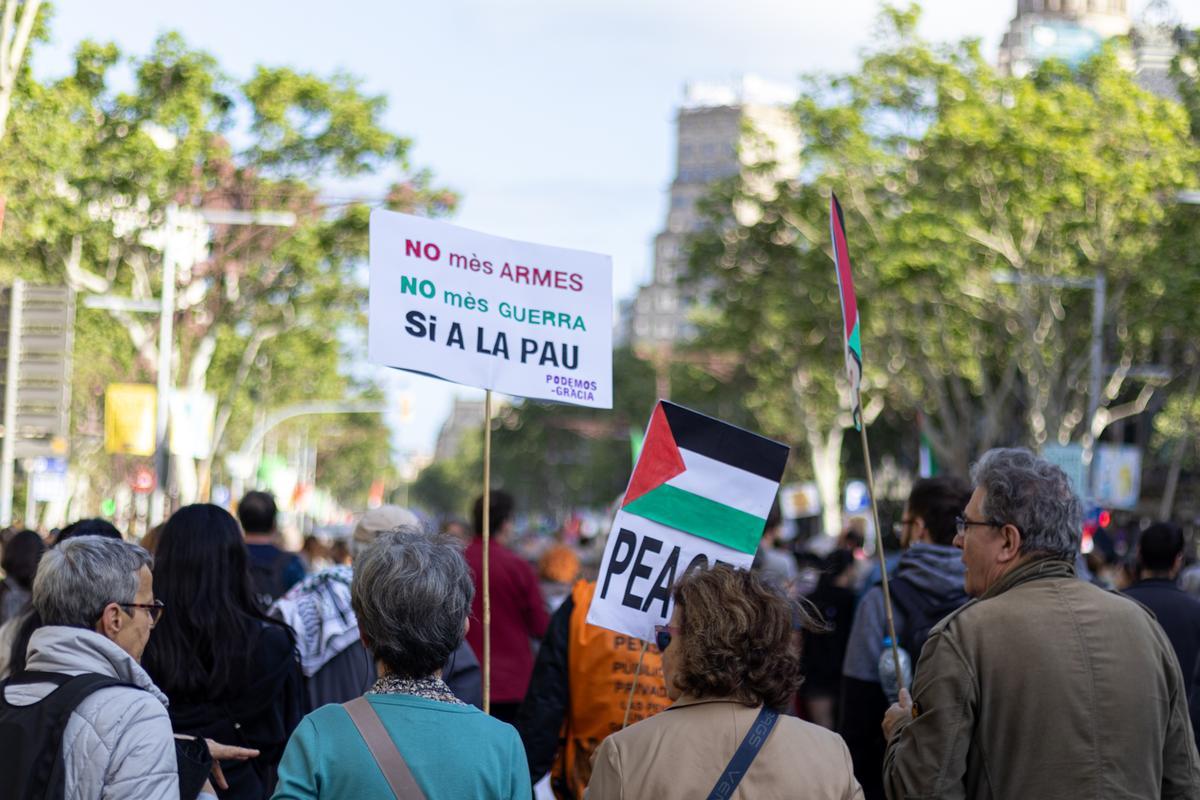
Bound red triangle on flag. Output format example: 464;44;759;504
623;403;686;505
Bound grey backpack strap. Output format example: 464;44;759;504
343;696;427;800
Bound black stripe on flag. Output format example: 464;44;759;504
661;402;789;482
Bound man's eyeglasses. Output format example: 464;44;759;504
654;624;680;652
955;516;1000;537
892;517;915;537
118;600;165;626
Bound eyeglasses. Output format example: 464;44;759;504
654;624;681;652
892;517;915;536
118;600;165;626
955;516;1000;537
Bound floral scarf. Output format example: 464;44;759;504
370;673;465;706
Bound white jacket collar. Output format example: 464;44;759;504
24;626;169;705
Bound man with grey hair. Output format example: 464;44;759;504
0;535;179;798
881;447;1200;799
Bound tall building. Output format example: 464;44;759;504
623;77;800;349
999;0;1132;76
998;0;1188;98
432;396;485;461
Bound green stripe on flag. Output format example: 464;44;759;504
849;320;862;360
623;484;765;554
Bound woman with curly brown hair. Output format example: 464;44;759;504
585;565;863;800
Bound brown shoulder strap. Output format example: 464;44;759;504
343;696;428;800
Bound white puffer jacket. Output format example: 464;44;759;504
3;626;179;800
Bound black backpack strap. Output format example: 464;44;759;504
706;706;780;800
2;670;72;689
3;671;139;796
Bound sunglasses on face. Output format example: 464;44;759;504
654;624;681;652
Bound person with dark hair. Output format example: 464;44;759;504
236;492;305;606
2;518;125;678
882;449;1200;798
272;529;530;798
55;517;122;543
143;504;304;799
585;565;862;799
0;530;45;625
839;474;972;799
1123;522;1200;746
799;548;857;729
463;490;548;722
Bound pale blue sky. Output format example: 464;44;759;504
34;1;1199;457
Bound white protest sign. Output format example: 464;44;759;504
587;401;789;642
369;210;613;408
588;511;751;642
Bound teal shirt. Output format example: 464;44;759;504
271;694;531;800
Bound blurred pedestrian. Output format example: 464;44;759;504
0;536;179;798
840;475;970;799
517;578;669;797
585;565;862;799
882;449;1200;798
269;504;481;710
1;518;123;679
272;529;531;799
538;543;580;614
238;492;305;606
799;548;857;729
464;490;549;722
299;535;330;574
1123;522;1200;745
143;504;304;799
754;501;798;591
0;529;45;626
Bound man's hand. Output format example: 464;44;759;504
882;687;915;742
204;738;260;790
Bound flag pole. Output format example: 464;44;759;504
621;640;650;729
858;409;903;698
482;389;493;714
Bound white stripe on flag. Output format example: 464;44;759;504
665;448;779;519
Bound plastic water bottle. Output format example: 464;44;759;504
878;637;913;704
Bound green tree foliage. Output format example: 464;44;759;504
689;4;1198;511
0;30;455;514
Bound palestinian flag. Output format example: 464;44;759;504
830;193;864;431
621;402;789;554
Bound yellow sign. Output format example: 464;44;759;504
104;384;157;456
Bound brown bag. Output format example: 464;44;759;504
343;697;428;800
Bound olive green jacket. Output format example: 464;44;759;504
883;556;1200;800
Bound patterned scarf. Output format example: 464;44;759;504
370;673;466;706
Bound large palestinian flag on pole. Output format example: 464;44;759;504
830;193;864;431
587;401;790;641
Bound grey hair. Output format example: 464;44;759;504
970;448;1082;561
33;536;153;628
351;526;474;679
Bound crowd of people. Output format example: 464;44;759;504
1;446;1199;798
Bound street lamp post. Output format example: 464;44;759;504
87;205;296;525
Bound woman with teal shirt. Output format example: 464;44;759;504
271;528;530;799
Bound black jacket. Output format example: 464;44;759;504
1124;578;1200;745
515;593;573;792
164;621;305;800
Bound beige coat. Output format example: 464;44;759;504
585;695;864;800
884;556;1200;800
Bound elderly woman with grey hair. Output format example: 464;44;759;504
268;506;481;710
272;528;530;799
